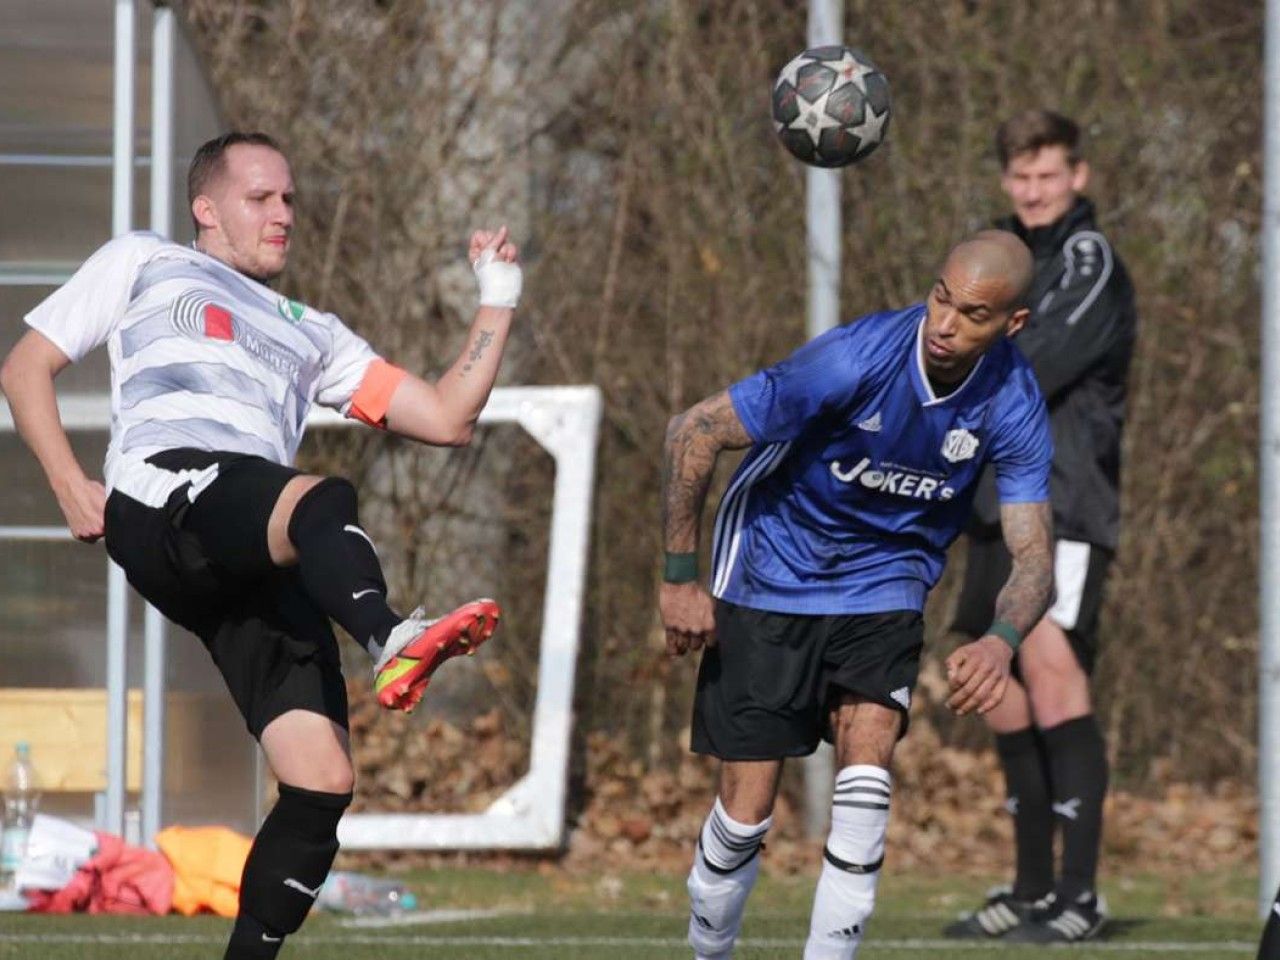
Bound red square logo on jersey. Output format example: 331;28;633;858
203;304;234;341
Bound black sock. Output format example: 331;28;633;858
995;727;1055;901
230;782;352;959
1042;715;1108;901
224;912;285;960
1259;883;1280;960
288;478;402;657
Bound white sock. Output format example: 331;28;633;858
687;797;772;959
804;765;892;960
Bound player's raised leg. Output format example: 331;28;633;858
266;474;501;712
268;474;401;655
686;761;780;960
804;696;899;960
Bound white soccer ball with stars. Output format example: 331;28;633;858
771;45;891;168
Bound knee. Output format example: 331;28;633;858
1025;671;1091;728
716;761;781;825
297;759;355;796
718;793;774;826
272;746;355;796
287;476;359;542
833;700;901;769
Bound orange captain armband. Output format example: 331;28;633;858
348;358;408;429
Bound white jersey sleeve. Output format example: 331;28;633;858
314;313;381;413
24;232;164;362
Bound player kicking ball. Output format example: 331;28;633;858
660;230;1055;960
0;132;518;959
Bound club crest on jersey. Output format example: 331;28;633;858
171;291;238;343
168;291;302;379
277;297;306;324
941;428;979;463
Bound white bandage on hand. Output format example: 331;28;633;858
473;247;523;309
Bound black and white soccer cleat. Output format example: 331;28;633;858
1004;889;1109;943
942;885;1035;939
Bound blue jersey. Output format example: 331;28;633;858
712;304;1051;615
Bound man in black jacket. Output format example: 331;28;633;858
945;110;1137;944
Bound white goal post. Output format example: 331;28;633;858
326;385;602;850
0;385;602;851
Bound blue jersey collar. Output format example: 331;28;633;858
911;313;985;406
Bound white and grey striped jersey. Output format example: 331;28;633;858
25;232;384;507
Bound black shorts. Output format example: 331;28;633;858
690;600;924;761
952;534;1112;675
103;449;348;739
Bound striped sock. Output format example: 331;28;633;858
805;765;892;960
687;797;771;959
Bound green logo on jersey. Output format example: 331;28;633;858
277;298;306;324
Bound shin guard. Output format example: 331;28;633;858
236;783;351;937
805;765;891;960
686;797;771;960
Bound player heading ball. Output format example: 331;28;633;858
660;230;1053;960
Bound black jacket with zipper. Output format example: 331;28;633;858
970;197;1137;550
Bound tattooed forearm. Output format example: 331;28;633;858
469;329;495;363
461;329;496;375
992;500;1054;635
662;391;753;552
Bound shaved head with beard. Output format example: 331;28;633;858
921;230;1034;385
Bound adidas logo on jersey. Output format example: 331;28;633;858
829;457;955;501
856;411;882;432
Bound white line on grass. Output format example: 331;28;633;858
337;907;524;928
0;933;1257;952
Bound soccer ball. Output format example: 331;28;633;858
771;45;891;168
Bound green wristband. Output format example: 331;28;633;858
987;619;1023;652
663;552;699;584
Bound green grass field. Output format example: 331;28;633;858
0;867;1261;959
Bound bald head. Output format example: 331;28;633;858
943;230;1034;311
921;230;1034;384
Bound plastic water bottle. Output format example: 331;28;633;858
0;743;39;891
317;871;418;916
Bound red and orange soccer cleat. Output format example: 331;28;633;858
373;599;500;713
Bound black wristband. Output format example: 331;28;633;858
987;619;1022;652
663;552;699;584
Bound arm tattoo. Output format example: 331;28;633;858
469;329;495;363
462;329;495;374
662;390;753;553
993;500;1054;635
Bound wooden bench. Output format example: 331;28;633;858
0;688;204;793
